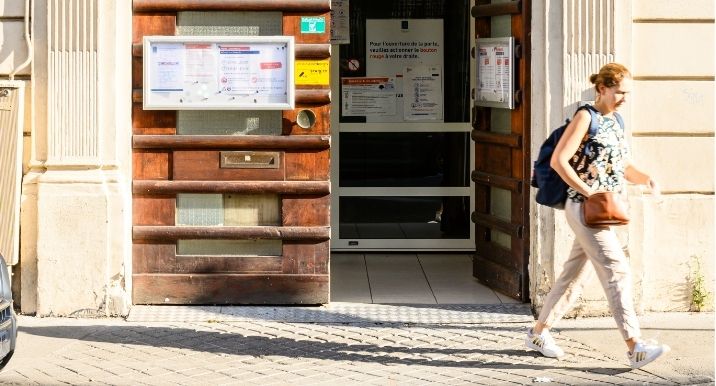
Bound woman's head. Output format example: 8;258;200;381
590;63;632;110
590;63;631;90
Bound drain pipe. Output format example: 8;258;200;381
9;0;32;80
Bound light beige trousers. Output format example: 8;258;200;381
537;199;641;340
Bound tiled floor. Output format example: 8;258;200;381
330;253;521;305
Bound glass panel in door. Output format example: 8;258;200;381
331;0;474;250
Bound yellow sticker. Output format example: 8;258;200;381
295;59;330;85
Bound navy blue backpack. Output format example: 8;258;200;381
530;105;623;209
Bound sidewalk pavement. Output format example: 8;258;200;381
0;305;713;385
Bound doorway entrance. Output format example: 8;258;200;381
330;0;474;251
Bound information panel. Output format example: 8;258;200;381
475;37;514;109
143;36;295;110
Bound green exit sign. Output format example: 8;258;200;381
300;17;326;34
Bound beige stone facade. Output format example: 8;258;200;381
0;1;712;315
531;0;714;314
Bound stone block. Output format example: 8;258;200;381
630;137;714;193
632;81;714;134
0;21;30;76
630;195;714;311
633;0;714;19
633;24;714;76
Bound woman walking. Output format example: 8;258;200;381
525;63;669;369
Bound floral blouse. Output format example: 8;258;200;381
567;113;630;203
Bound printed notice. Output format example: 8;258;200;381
218;44;287;97
184;43;217;99
341;77;396;116
476;38;513;108
364;19;443;122
295;59;330;85
404;65;443;121
330;0;350;44
149;43;185;91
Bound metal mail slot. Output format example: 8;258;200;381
220;151;280;169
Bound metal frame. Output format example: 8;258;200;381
143;35;295;110
475;36;514;109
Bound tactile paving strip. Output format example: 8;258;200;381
127;303;534;324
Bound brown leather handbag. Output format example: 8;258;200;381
583;192;630;227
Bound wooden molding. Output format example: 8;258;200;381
133;180;330;195
134;0;331;13
133;134;330;150
133;225;331;241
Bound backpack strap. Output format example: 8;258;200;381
580;104;600;138
614;112;624;128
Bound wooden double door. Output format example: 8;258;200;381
131;0;532;305
132;1;332;304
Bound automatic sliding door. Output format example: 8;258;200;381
330;0;473;250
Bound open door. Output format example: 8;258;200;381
471;0;531;301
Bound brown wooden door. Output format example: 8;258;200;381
471;0;531;302
132;1;332;304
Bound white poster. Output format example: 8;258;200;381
184;43;218;100
330;0;350;44
341;77;396;116
365;19;444;122
218;43;287;97
149;43;185;91
476;38;513;109
404;65;443;121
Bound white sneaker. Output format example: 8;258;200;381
628;340;670;369
525;328;565;358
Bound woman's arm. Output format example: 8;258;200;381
550;110;594;198
625;161;661;195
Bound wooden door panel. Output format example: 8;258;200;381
175;255;283;274
132;243;176;273
282;241;329;275
283;105;331;135
133;195;175;225
132;106;176;135
282;195;330;226
471;0;530;301
132;1;332;304
285;150;330;180
133;151;172;180
476;145;513;175
132;274;329;304
173;151;286;181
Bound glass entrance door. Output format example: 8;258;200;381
330;1;474;250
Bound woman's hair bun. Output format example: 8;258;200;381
589;73;599;84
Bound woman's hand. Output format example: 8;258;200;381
648;179;661;198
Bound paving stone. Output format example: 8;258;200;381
4;309;706;385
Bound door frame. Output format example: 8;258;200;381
329;9;477;251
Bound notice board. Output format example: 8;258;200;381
475;37;514;109
143;36;295;110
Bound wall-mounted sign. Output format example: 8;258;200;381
341;77;396;116
295;59;330;85
301;16;326;34
364;19;444;123
403;65;443;121
475;37;514;109
330;0;350;44
143;36;295;110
